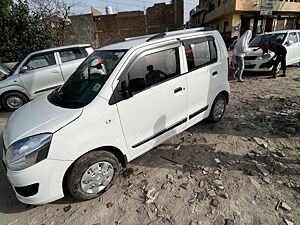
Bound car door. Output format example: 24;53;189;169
284;32;299;65
112;44;188;157
19;52;64;98
181;36;215;123
57;48;87;81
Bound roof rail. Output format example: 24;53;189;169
145;27;213;42
146;33;166;42
125;34;152;41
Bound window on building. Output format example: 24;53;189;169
25;53;56;70
127;48;180;93
59;48;86;63
184;39;217;71
218;0;221;6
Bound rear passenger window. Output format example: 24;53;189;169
184;39;217;71
59;48;85;63
128;48;180;92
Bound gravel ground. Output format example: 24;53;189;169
0;66;299;225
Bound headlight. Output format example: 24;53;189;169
6;133;52;171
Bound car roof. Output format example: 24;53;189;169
258;30;300;35
98;27;217;51
30;44;92;55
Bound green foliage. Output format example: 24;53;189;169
0;0;54;62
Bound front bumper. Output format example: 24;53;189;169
244;58;273;72
2;157;73;205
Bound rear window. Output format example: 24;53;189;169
59;48;86;63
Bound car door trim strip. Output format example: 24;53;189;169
188;105;209;120
132;118;187;148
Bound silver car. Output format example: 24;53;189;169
0;44;94;111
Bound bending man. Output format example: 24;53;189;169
260;42;287;78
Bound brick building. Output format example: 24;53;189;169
64;0;183;48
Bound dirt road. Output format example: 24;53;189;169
0;66;299;225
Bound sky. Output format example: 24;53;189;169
74;0;199;22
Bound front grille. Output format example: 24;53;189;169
244;56;258;60
15;183;39;197
245;64;256;69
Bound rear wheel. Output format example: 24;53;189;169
67;151;121;200
207;94;226;123
1;92;28;111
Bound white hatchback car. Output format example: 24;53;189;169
1;28;230;205
0;44;94;111
244;30;300;72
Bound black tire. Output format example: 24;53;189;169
67;151;121;201
1;91;28;111
207;94;226;123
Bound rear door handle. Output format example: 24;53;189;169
212;71;218;76
52;70;60;74
174;87;183;93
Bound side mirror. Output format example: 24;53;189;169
95;63;102;70
19;66;28;73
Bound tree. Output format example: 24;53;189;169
0;0;53;62
28;0;81;46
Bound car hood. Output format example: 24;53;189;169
3;94;83;147
246;48;275;58
246;48;264;56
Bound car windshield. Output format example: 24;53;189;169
48;50;127;108
249;33;286;47
10;56;26;74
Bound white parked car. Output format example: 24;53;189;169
1;28;230;205
0;44;94;110
244;30;300;72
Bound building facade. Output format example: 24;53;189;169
189;0;210;28
190;0;300;45
63;0;183;48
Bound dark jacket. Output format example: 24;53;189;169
268;41;287;55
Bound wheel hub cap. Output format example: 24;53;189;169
213;99;225;120
7;96;23;108
80;162;114;194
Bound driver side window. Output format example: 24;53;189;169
287;32;298;43
24;53;56;70
128;48;180;93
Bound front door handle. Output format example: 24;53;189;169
174;87;183;93
212;71;218;76
52;70;60;74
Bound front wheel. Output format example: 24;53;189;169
207;94;226;123
1;91;28;111
67;151;121;200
